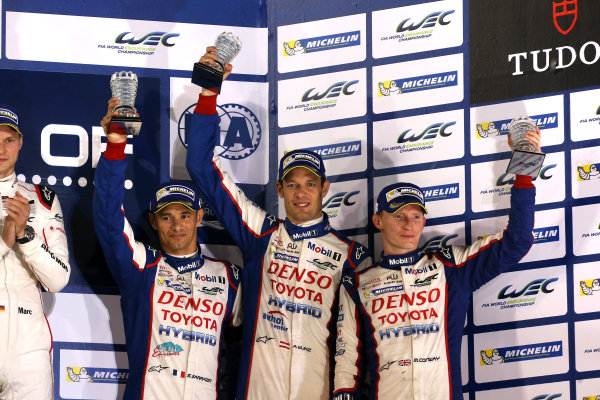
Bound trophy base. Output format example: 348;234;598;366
506;149;545;177
192;62;224;94
109;116;142;136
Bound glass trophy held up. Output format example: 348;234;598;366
109;71;142;136
192;32;242;94
505;116;545;177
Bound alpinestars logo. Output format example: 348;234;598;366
553;0;577;35
178;103;261;160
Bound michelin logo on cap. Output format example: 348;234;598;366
0;109;18;122
386;187;424;202
283;153;321;169
156;186;195;201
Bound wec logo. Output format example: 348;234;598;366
115;31;179;47
323;191;359;209
397;10;454;32
497;278;558;299
397;122;455;143
496;164;556;186
301;81;358;102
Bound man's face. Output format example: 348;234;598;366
0;125;22;179
276;167;330;225
372;204;426;255
148;203;203;256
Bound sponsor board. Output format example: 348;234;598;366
374;165;465;219
469;95;564;156
475;381;570;400
473;265;567;325
470;0;600;103
278;179;368;231
572;203;600;256
372;54;463;113
372;0;463;58
44;293;125;344
6;12;267;73
277;13;366;73
373;222;465;259
571;146;600;198
470;152;565;212
278;68;366;127
169;78;269;184
575;319;600;371
372;109;465;169
574;261;600;314
471;208;566;263
277;124;366;176
474;323;568;383
576;377;600;399
570;88;600;142
59;349;128;399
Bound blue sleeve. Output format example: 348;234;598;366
93;154;157;296
443;184;536;291
186;110;276;256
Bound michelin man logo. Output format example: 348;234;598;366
581;279;600;295
283;40;306;55
67;367;93;382
480;349;504;365
476;122;500;138
178;103;261;160
577;164;600;180
378;81;401;96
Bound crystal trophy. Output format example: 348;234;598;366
109;71;142;136
192;32;242;93
505;116;545;177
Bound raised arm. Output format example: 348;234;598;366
186;48;276;255
93;98;153;294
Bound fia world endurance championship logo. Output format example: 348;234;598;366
178;103;261;159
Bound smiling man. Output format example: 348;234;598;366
184;48;371;400
93;98;242;400
334;131;541;400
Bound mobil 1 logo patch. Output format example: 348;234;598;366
178;103;261;159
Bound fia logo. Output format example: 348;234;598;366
178;103;261;160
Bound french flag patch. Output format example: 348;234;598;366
173;369;185;378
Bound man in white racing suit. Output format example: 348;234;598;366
0;105;71;399
185;48;372;400
334;130;541;399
